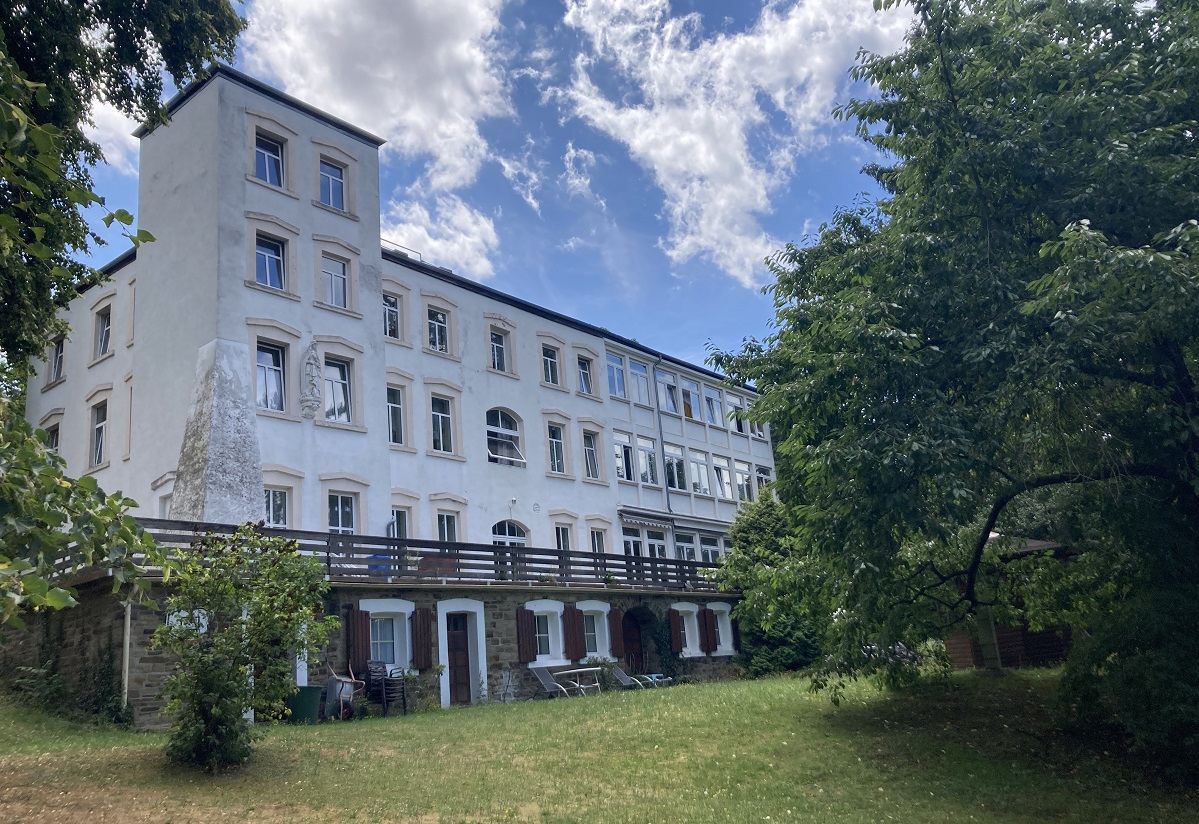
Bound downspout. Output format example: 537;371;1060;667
652;355;673;519
121;600;132;708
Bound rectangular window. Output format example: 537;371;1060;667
322;255;348;308
263;488;288;528
689;451;711;495
324;358;352;423
712;456;734;499
629;361;651;405
387;386;404;445
534;613;551;656
678;614;688;649
704;386;724;426
637;436;658;485
255;134;283;186
256;343;285;411
94;308;111;358
590;529;606;554
614;431;634;481
583;614;599;654
438;512;458;542
370;617;396;665
577;356;594;395
490;329;508;372
655;369;679;414
542;346;560;385
701;536;721;564
735;460;754;502
646;530;667;559
750;419;767;439
675;533;696;562
389;508;409;538
319;160;345;210
555;525;571;551
255;235;285;290
757;466;772;493
582;431;600;480
383;295;401;339
49;338;64;382
547;424;566;474
681;379;701;420
90;401;107;466
431;396;454;453
44;424;59;453
623;526;643;556
728;395;747;434
328;493;355;534
607;353;626;399
428;308;449;352
664;444;687;490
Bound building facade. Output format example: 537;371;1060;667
22;66;774;720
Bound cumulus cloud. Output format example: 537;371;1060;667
559;0;909;287
381;195;500;280
85;101;140;176
243;0;510;193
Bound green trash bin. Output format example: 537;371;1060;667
286;685;323;724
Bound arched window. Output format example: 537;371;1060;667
486;408;526;466
492;520;527;547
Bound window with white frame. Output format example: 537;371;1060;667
750;419;767;439
319;159;345;210
324;358;352;423
646;530;668;560
582;431;601;480
526;599;567;665
255;134;284;186
655;369;679;414
322;255;349;308
577;599;613;659
490;328;509;373
387;386;404;445
90;401;107;467
735;460;754;502
263;488;288;528
547;424;567;474
577;355;594;395
664;443;686;491
328;493;355;534
756;466;773;494
590;529;606;554
486;408;525;466
431;396;454;454
629;361;651;405
583;613;599;655
49;337;64;383
534;614;551;656
362;598;416;672
700;535;722;564
689;450;711;495
94;307;111;359
704;386;724;426
491;520;526;546
613;431;634;481
728;395;747;434
712;456;734;499
44;424;59;453
681;379;702;420
388;508;409;538
256;343;286;411
555;524;572;551
437;511;458;542
622;526;643;556
709;602;735;654
542;345;560;386
607;353;626;399
672;603;701;657
427;307;449;353
675;533;696;562
370;616;397;664
255;235;286;290
383;294;402;339
636;436;658;485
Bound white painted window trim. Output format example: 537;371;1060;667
525;598;569;668
575;600;616;662
708;601;736;656
436;598;487;707
360;598;416;672
671;601;703;658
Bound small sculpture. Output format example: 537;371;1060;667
300;341;322;419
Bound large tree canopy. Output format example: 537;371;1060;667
713;0;1198;697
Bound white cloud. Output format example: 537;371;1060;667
243;0;510;193
559;0;909;287
85;101;140;176
381;196;499;280
560;142;605;210
497;137;544;214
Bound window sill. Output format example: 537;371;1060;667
244;280;301;301
546;471;576;481
639;482;663;490
83;461;110;476
632;402;655;411
125;338;134;349
314;419;367;434
41;377;66;393
617;478;638;487
681;649;705;659
529;658;571;670
389;443;417;454
385;336;413;349
576;391;602;403
540;381;568;393
256;408;302;423
609;396;630;405
311;199;359;221
245;174;299;199
426;449;466;462
487;366;520;381
422;347;462;363
659;410;682;420
692;492;715;500
88;351;115;369
666;486;690;495
581;477;609;488
683;416;705;425
313;300;363;320
711;649;736;658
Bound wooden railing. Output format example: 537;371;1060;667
136;518;723;591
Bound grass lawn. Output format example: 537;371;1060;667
0;669;1196;823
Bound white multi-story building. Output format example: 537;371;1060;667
23;66;774;715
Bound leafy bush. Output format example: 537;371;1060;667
736;612;821;678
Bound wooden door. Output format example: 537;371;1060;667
622;612;645;673
447;613;472;705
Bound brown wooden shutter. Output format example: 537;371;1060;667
731;616;742;652
345;606;371;677
608;608;625;658
410;607;433;671
698;607;716;654
516;607;536;663
562;605;585;662
668;608;682;654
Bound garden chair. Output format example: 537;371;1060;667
611;666;647;689
366;660;407;716
531;666;573;698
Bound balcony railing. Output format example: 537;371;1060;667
136;518;724;592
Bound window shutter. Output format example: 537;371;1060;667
668;608;682;654
608;608;625;658
731;616;741;652
411;607;433;671
562;605;585;662
698;607;716;654
345;606;371;677
516;607;536;663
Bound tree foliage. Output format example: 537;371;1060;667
711;0;1199;727
153;524;339;773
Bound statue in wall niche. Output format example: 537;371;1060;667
300;341;322;419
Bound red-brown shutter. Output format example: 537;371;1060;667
410;607;433;671
345;606;371;677
698;607;716;654
608;608;625;658
516;607;536;663
563;605;586;662
668;608;682;654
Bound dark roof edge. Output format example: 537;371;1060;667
75;247;138;297
133;64;386;148
381;248;751;390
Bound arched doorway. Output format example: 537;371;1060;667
621;605;659;674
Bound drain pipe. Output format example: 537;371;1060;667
652;355;674;519
121;600;132;708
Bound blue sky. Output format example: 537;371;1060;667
84;0;911;369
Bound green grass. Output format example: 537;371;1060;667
1;670;1196;823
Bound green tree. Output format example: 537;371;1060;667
153;523;339;773
711;0;1199;759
